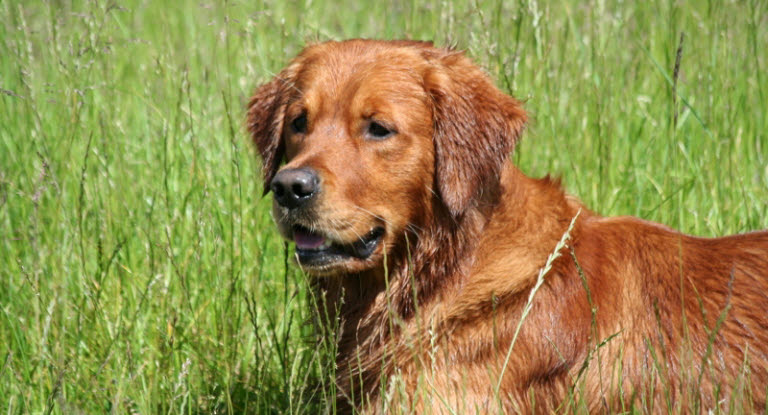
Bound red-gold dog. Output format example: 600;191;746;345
248;39;768;413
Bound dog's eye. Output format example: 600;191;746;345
367;121;394;139
291;113;307;134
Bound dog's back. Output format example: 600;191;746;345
568;216;768;411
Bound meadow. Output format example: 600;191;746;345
1;0;766;413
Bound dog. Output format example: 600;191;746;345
247;39;768;413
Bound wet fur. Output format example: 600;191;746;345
247;39;768;413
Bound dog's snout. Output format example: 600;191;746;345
270;168;319;209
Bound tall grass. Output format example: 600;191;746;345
0;0;765;413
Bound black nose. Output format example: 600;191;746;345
270;167;319;209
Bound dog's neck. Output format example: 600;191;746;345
313;192;490;336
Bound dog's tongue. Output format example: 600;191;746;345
294;228;326;250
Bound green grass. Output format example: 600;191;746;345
1;0;766;413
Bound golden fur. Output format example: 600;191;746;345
247;39;768;413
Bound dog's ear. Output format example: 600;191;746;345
246;64;300;195
424;51;527;218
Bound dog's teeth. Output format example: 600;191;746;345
320;240;332;249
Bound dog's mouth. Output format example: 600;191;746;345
291;225;385;270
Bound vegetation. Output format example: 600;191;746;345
1;0;765;413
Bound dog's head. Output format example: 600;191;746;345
247;39;526;276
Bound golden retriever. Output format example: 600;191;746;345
247;39;768;413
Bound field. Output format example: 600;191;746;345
1;0;766;413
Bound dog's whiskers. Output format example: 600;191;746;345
352;206;425;234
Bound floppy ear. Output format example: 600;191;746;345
424;51;527;218
246;65;298;195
